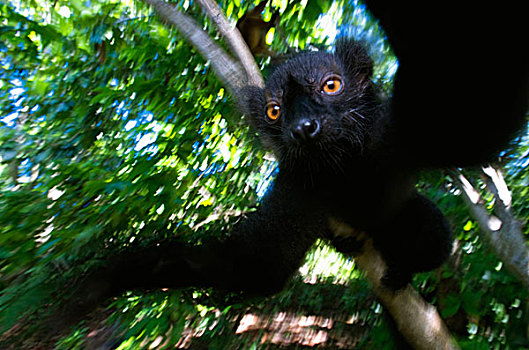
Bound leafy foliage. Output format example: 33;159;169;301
0;0;528;348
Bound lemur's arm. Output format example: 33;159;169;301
83;177;325;300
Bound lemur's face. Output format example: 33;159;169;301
246;45;377;175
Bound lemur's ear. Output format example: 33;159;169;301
334;39;374;81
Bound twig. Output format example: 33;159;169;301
480;166;514;223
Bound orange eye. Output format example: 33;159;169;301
322;77;343;95
266;103;281;122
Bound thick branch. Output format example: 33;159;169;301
358;245;458;349
140;0;247;97
330;221;458;349
450;169;529;289
195;0;264;88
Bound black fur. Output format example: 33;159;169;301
241;39;452;290
364;1;529;167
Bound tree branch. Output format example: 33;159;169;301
140;0;249;98
480;166;514;222
194;0;264;89
449;169;529;289
330;220;458;349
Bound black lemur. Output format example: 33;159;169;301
238;39;453;290
88;40;452;305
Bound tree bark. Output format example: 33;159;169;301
449;168;529;289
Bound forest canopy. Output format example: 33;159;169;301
1;0;528;348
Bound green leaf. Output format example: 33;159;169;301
440;294;461;318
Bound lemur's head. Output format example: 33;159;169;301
244;39;380;175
